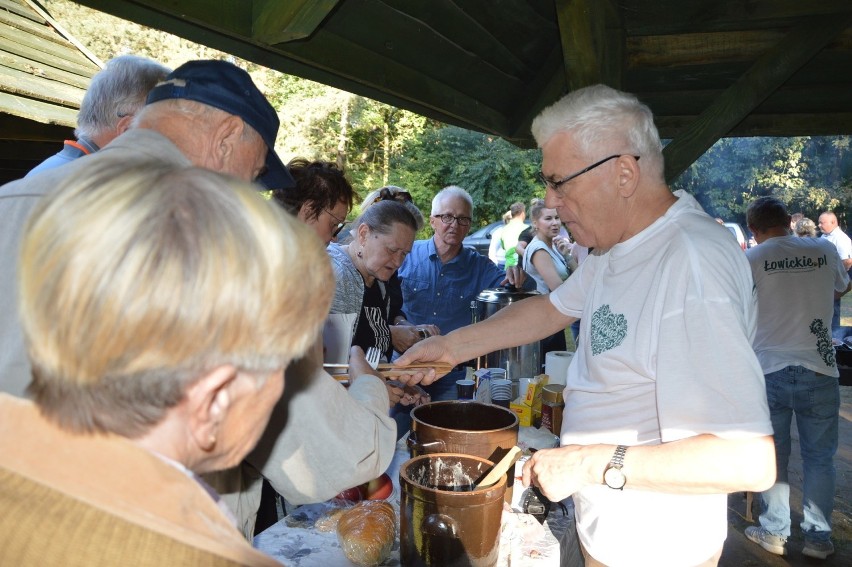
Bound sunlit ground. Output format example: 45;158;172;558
843;293;852;327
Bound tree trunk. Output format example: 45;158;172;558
382;120;390;186
337;95;349;171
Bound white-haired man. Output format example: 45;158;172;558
27;54;171;176
398;84;776;566
818;211;852;340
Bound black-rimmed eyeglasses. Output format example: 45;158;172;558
326;209;346;238
433;213;472;227
539;154;640;194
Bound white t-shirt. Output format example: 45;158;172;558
549;191;772;567
822;226;852;260
747;235;849;375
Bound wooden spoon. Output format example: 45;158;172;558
475;446;522;489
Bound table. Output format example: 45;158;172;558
253;438;576;566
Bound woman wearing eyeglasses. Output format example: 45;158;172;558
270;158;355;245
523;200;578;358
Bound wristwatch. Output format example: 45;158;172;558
603;445;628;490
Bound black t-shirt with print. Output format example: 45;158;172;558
352;280;391;361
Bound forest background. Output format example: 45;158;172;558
44;0;852;237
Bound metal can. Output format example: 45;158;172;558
540;384;564;435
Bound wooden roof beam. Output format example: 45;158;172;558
662;13;852;183
252;0;340;44
555;0;622;90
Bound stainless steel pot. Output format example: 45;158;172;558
471;286;542;394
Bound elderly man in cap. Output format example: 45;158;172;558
0;59;292;397
0;59;399;538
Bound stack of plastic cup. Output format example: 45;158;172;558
490;379;513;408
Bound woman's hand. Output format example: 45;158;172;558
390;323;441;353
553;235;571;256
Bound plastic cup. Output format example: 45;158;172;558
456;379;475;400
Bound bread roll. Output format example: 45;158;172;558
336;500;396;566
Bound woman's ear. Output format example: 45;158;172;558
357;222;370;246
185;365;238;452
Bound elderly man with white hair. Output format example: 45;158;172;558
398;84;776;567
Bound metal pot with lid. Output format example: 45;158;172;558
471;286;542;394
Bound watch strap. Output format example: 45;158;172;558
611;444;627;468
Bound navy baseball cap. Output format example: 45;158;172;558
146;60;294;190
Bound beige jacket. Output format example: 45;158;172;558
0;394;280;566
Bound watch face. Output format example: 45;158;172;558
604;466;626;489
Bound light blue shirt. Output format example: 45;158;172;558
399;238;507;333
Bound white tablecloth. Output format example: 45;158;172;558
253;439;572;566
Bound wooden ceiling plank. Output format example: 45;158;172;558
662;13;852;182
0;24;98;74
0;6;65;44
252;0;340;44
0;91;77;126
278;30;511;133
0;113;72;140
0;0;38;23
624;0;852;35
656;113;852;139
322;0;524;87
628;30;783;68
0;49;92;90
379;0;529;77
0;18;98;66
508;45;566;143
639;84;852;117
0;65;86;107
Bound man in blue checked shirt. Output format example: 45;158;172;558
398;185;528;401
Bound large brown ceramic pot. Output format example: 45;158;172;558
407;401;518;502
400;453;506;567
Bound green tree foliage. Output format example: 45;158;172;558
43;1;852;233
674;136;852;228
393;126;542;229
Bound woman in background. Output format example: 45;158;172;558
357;186;439;355
326;199;426;420
795;217;818;237
523;199;577;358
271;158;356;245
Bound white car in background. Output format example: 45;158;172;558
723;222;750;250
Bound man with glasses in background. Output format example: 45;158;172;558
397;85;776;566
398;185;527;401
